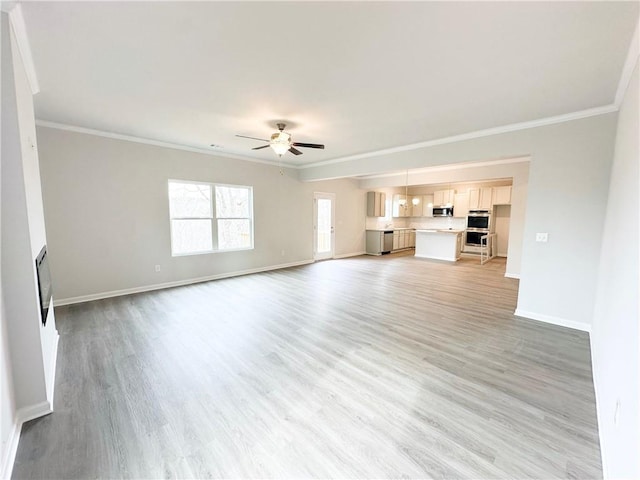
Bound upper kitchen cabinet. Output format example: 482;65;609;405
469;187;493;209
492;186;512;205
407;194;435;217
423;194;434;217
392;194;410;217
434;189;455;206
410;196;423;217
367;191;386;217
454;192;469;218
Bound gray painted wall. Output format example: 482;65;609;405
36;127;367;302
592;61;639;479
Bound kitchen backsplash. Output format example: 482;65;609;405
366;216;466;230
365;217;410;230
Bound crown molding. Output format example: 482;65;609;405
1;2;18;14
37;102;618;174
614;16;639;108
355;156;531;181
6;3;40;94
299;104;619;170
35;120;298;169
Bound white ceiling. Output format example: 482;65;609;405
20;1;639;167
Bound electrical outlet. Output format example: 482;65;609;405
536;233;548;243
281;250;285;256
155;265;161;272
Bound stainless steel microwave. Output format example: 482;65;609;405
433;206;454;217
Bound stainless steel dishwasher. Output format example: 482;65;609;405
382;230;394;254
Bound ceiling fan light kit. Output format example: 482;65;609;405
236;122;325;157
270;131;292;156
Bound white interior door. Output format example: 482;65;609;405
313;192;335;260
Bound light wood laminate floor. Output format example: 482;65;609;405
13;254;602;479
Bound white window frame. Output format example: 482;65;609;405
214;182;255;252
168;180;254;256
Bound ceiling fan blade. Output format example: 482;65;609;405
236;134;269;142
252;145;270;150
293;142;325;149
289;146;303;155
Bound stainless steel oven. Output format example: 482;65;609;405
465;229;488;247
467;210;491;230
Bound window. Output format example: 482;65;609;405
215;185;252;250
169;180;253;255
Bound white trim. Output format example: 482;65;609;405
53;260;314;306
0;400;53;480
16;401;53;425
332;251;366;259
38;103;618;174
35;120;298;169
614;17;640;108
1;419;21;480
300;105;618;170
504;273;520;279
356;156;530;180
514;308;591;333
0;2;18;14
7;4;40;94
313;192;336;261
589;334;608;479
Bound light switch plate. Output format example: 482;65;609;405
536;233;548;242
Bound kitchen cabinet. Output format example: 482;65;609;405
408;195;434;217
392;194;411;217
456;231;463;258
393;232;401;250
366;191;386;217
366;229;415;255
408;230;416;247
434;189;455;206
454;192;469;218
409;196;423;217
422;194;434;217
393;230;413;250
469;187;492;209
415;230;463;262
365;230;385;255
492;186;512;205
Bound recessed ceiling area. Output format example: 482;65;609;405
21;1;639;167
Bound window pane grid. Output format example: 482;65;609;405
169;181;253;256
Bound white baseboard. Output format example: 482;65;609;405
1;419;21;480
589;334;607;479
17;401;53;424
1;401;54;479
333;251;366;259
514;308;591;332
53;260;315;306
504;272;520;279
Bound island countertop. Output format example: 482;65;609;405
415;229;465;234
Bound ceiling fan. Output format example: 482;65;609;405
236;123;325;157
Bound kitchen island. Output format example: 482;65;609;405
415;229;464;262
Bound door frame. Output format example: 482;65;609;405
313;192;336;261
